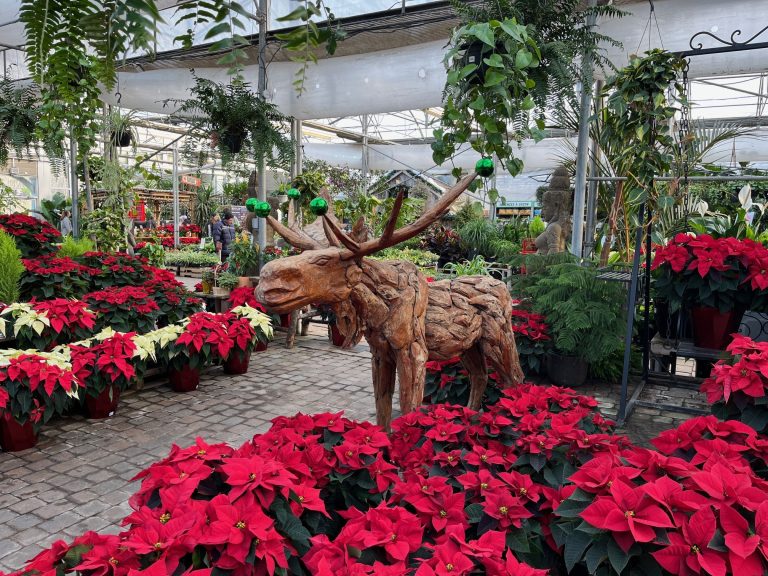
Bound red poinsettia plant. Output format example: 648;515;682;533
0;299;97;351
0;352;79;432
141;276;203;325
423;357;504;407
652;233;768;313
21;255;100;300
701;334;768;433
80;252;148;289
69;333;139;402
0;213;61;258
83;287;160;334
511;305;552;375
228;286;266;310
162;312;234;371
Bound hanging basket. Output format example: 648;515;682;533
111;130;133;148
222;130;246;154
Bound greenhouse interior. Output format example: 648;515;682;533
0;0;768;574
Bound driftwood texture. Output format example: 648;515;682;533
256;173;524;430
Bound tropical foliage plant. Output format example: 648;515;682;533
0;78;41;166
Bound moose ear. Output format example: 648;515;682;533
350;217;368;243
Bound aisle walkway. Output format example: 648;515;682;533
0;327;702;571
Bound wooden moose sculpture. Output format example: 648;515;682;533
256;173;524;430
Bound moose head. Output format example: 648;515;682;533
256;173;478;313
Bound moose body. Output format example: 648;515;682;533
255;173;524;430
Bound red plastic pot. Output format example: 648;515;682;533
690;306;744;350
224;350;251;375
168;365;201;392
329;323;345;347
280;313;292;328
85;385;121;419
254;341;268;352
0;413;38;452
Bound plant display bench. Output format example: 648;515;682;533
281;306;326;349
194;292;230;314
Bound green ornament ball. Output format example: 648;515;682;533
309;197;329;216
287;187;301;199
245;198;259;212
254;201;272;218
476;157;495;178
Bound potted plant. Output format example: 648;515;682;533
317;304;345;347
0;352;79;451
175;76;293;167
215;271;239;297
652;234;763;349
226;233;259;286
69;332;138;419
223;306;273;374
83;286;161;334
0;213;61;258
523;262;625;386
108;109;138;148
1;300;98;351
201;269;215;294
163;313;233;392
510;307;552;376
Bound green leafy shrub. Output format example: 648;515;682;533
138;242;165;268
0;230;24;304
523;262;625;367
164;250;221;268
458;219;499;257
57;236;95;259
443;256;491;276
528;215;545;237
371;247;439;269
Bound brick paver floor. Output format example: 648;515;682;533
0;326;705;571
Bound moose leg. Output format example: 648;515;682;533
371;346;396;431
395;340;428;415
481;330;524;389
461;344;489;411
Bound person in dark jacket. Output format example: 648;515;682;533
213;211;235;261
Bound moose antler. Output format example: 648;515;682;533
326;172;478;259
266;217;323;251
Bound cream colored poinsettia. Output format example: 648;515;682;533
0;348;79;397
231;305;273;340
0;303;50;337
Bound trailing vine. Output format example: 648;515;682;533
0;77;41;166
275;1;346;95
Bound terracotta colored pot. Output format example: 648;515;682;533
224;350;251;375
329;323;345;347
85;385;121;419
0;414;38;452
237;277;252;288
254;341;268;352
168;365;200;392
690;306;744;350
280;313;292;328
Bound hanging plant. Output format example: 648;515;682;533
175;76;294;169
434;0;623;176
108;109;138;149
0;78;41;166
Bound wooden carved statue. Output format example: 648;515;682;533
256;174;524;430
535;166;573;255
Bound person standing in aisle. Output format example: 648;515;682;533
213;211;235;262
59;210;73;237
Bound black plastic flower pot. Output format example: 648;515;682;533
222;131;246;154
111;130;133;148
545;352;589;388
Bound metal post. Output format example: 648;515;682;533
617;202;645;425
69;133;79;239
257;0;269;265
361;114;370;185
570;0;598;258
584;79;603;259
643;204;652;380
172;145;179;248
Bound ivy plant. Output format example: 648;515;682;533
275;1;347;95
432;18;542;177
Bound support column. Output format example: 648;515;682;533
361;114;370;185
570;0;598;258
257;0;269;263
172;145;179;248
584;79;604;259
69;133;79;239
289;119;302;227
